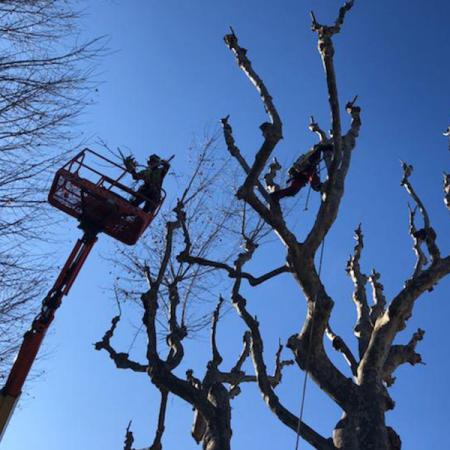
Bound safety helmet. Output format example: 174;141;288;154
147;154;160;165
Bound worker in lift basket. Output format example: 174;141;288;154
123;154;170;213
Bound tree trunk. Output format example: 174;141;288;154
333;391;391;450
202;384;232;450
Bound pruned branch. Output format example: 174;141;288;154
210;296;224;368
309;116;329;143
123;421;134;450
368;269;386;325
221;115;271;201
223;28;282;203
346;224;371;357
382;329;425;387
264;157;282;193
401;161;440;263
233;292;335;450
325;323;358;376
443;172;449;210
94;315;147;373
408;205;428;278
359;255;450;383
149;390;168;450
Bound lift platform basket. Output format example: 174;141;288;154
48;148;164;245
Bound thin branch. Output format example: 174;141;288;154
325;323;358;376
123;421;134;450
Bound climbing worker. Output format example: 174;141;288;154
271;143;333;201
123;153;170;213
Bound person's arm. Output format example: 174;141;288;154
123;156;141;180
160;160;170;179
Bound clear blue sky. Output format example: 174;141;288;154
3;1;449;449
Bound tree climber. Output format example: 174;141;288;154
123;154;170;213
270;143;333;201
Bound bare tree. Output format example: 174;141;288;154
0;0;103;377
96;138;293;450
98;2;449;450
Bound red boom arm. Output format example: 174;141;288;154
0;232;97;439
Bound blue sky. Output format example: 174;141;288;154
2;1;450;449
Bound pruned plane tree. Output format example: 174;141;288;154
96;2;449;450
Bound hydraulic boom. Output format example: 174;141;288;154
0;231;98;440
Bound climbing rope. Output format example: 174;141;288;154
294;236;326;450
303;184;312;212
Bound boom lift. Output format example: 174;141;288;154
0;148;164;440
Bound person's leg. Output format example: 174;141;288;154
271;177;306;200
309;171;322;192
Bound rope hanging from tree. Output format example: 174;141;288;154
294;235;326;450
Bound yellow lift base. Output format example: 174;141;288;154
0;393;19;442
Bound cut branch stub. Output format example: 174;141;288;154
444;172;450;210
368;269;386;324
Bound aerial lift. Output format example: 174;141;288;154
0;148;164;441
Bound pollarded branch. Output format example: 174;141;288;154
368;269;386;324
401;162;440;263
264;157;282;193
345;224;371;357
221;115;271;201
382;329;425;387
233;291;335;450
408;205;428;278
310;2;355;169
359;255;450;383
343;97;362;151
223;28;282;199
123;421;134;450
444;172;449;210
210;296;224;369
325;323;358;376
148;390;168;450
309;116;329;143
94;315;147;373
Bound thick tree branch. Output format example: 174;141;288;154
221;115;271;201
368;269;386;325
223;29;282;201
401;162;440;263
94;315;147;373
345;225;371;358
303;27;361;256
233;292;335;450
179;253;289;286
359;255;450;384
408;205;428;278
210;296;224;369
149;390;168;450
382;329;425;387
